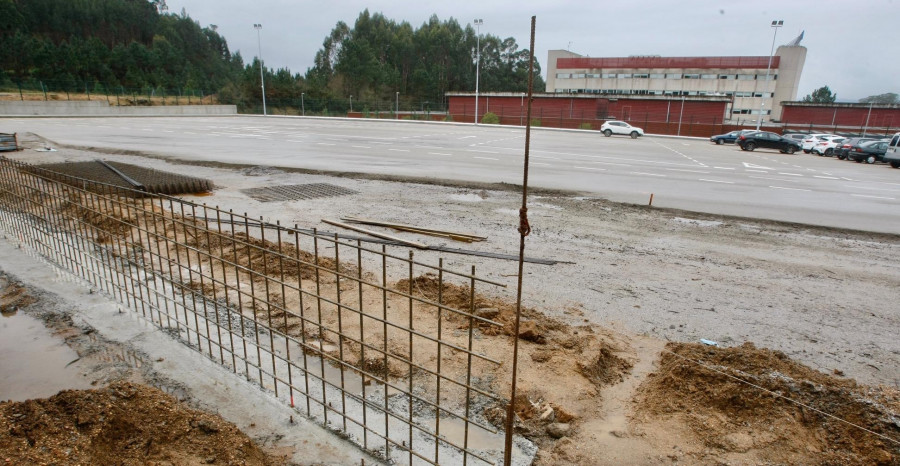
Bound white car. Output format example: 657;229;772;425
600;121;644;138
801;133;839;153
811;136;846;156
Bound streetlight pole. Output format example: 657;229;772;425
349;95;353;113
301;93;305;116
756;20;782;131
474;19;483;124
396;91;399;119
253;23;267;116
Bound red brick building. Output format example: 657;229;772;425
780;102;900;132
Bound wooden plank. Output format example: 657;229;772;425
341;216;487;241
321;219;428;249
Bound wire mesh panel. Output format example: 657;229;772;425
0;156;514;465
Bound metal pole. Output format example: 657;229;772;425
301;93;305;116
349;95;353;113
396;91;399;119
677;95;685;136
474;19;483;124
862;102;873;137
756;20;782;131
254;24;267;116
504;15;535;466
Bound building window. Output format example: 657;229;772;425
633;73;649;78
701;74;717;79
665;73;682;79
601;73;616;79
738;74;756;80
616;73;632;79
683;74;700;79
572;73;585;78
586;73;601;78
719;74;736;79
556;73;572;79
649;73;665;79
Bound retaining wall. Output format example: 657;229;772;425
0;101;236;116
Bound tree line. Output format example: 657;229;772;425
0;1;541;112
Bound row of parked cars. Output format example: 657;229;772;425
709;129;900;168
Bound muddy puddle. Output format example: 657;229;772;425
0;311;93;401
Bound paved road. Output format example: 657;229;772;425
3;116;899;233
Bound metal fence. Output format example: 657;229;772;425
0;156;514;465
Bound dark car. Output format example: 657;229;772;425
737;131;801;153
710;130;747;145
836;137;880;160
848;140;889;164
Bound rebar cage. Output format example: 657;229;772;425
0;156;514;465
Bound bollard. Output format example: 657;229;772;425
649;193;654;206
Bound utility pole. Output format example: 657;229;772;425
253;23;267;116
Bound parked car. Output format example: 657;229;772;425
884;132;900;168
737;131;802;153
835;137;880;160
811;137;846;156
848;140;890;164
710;130;755;145
600;121;644;138
801;133;839;153
783;132;809;143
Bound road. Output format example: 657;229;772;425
3;115;899;233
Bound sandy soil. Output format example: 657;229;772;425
3;133;900;464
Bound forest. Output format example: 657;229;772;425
0;0;542;113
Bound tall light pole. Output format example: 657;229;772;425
756;20;783;131
396;91;399;119
253;23;267;116
474;18;483;124
349;95;353;113
301;92;305;116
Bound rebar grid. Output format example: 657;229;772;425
0;156;512;465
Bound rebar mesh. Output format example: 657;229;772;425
0;156;512;465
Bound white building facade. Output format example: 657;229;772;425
546;45;806;122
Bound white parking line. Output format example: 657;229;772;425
814;176;839;180
750;176;800;182
317;143;335;146
533;155;560;160
388;149;409;152
631;172;667;177
531;162;551;166
713;167;736;170
468;149;499;154
473;156;498;161
574;166;607;171
351;145;371;149
851;194;895;200
428;152;452;156
777;172;803;177
770;186;811;192
699;179;734;184
744;169;768;173
665;168;709;174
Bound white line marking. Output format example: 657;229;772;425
317;143;335;146
713;167;736;170
459;136;476;139
777;172;803;177
745;169;768;173
574;166;607;171
699;179;734;184
531;162;551;166
749;176;800;182
468;149;499;154
851;194;895;200
428;152;452;156
351;145;371;149
533;155;560;160
388;149;409;152
770;186;811;192
664;168;709;174
631;172;667;177
814;176;839;180
473;156;498;161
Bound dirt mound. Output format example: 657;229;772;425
637;342;900;465
0;381;282;465
578;343;634;386
0;278;36;315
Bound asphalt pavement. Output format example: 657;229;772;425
3;115;898;233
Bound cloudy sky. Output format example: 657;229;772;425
165;0;898;101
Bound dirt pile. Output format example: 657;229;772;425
0;276;36;315
636;342;900;465
0;382;283;465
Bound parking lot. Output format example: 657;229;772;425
3;116;898;233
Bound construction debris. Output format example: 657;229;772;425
341;216;487;243
321;218;428;249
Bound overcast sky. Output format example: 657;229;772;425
165;0;898;101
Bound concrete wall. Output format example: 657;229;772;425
0;101;236;116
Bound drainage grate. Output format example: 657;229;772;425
240;183;359;202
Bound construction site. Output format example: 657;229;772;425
1;130;899;465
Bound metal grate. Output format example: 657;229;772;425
241;183;359;202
